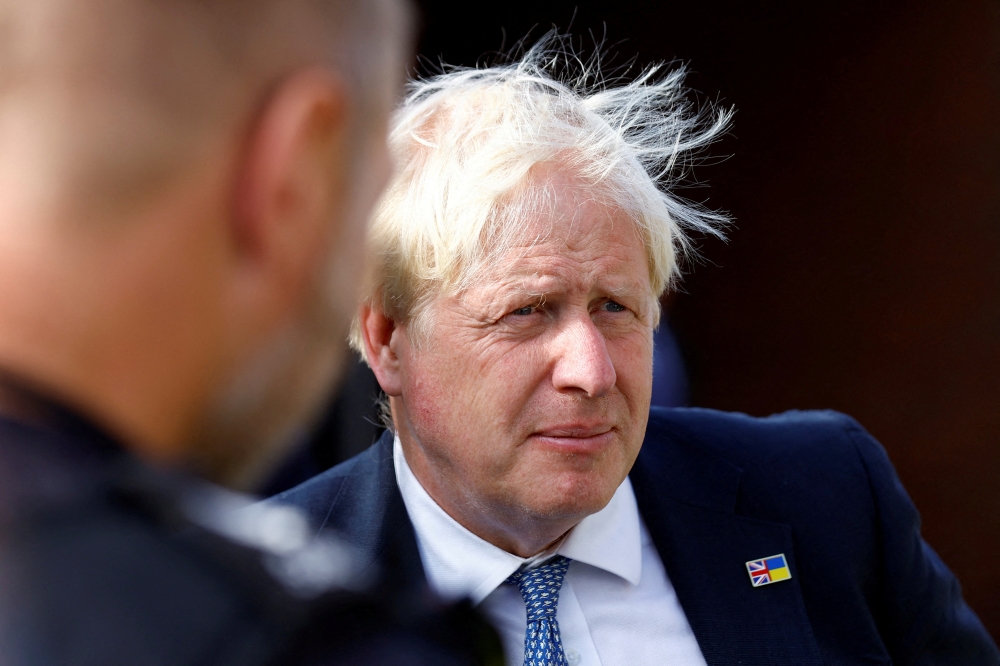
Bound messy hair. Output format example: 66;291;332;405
350;33;731;355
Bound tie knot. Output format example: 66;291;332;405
506;556;571;622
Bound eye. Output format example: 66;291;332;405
510;305;536;316
601;300;627;313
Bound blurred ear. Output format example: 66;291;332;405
230;69;350;311
360;304;404;397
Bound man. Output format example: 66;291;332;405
272;40;1000;666
0;0;498;663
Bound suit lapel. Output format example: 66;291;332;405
630;418;823;666
316;431;426;590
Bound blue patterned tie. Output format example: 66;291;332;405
505;556;571;666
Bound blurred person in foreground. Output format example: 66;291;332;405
269;37;1000;666
0;0;500;663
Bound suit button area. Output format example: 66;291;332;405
565;648;581;665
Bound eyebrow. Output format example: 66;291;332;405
469;271;657;326
512;271;649;296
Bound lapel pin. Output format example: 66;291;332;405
746;553;792;587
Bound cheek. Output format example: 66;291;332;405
401;339;553;465
472;339;564;435
400;352;463;444
400;341;509;443
450;336;550;413
610;332;654;408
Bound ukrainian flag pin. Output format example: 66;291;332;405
746;553;792;587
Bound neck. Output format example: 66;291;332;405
0;204;231;466
0;371;62;427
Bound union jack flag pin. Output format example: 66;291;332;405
746;553;792;587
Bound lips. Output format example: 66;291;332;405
534;424;612;438
529;424;615;454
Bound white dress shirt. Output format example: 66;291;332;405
393;436;708;666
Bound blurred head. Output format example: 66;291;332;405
358;37;730;556
0;0;413;488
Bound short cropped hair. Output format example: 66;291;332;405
351;35;731;353
0;0;410;213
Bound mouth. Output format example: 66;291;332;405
529;424;615;454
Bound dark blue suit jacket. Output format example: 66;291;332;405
271;407;1000;665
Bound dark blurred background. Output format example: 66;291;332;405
265;0;1000;638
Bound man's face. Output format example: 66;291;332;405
392;174;656;549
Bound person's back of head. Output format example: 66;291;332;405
0;3;507;665
0;0;411;488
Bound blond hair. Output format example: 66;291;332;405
351;35;731;354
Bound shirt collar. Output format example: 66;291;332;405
393;434;642;604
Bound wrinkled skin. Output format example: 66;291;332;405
371;174;657;556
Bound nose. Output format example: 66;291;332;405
551;316;617;398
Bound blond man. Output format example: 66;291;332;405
271;39;998;666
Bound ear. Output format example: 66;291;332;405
230;69;350;310
359;304;404;397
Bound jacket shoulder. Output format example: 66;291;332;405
648;406;871;454
640;406;891;527
269;451;366;518
643;407;896;494
268;439;392;533
639;408;1000;663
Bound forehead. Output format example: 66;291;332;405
476;185;651;298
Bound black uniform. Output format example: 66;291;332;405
0;377;501;666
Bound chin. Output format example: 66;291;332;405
526;471;621;520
